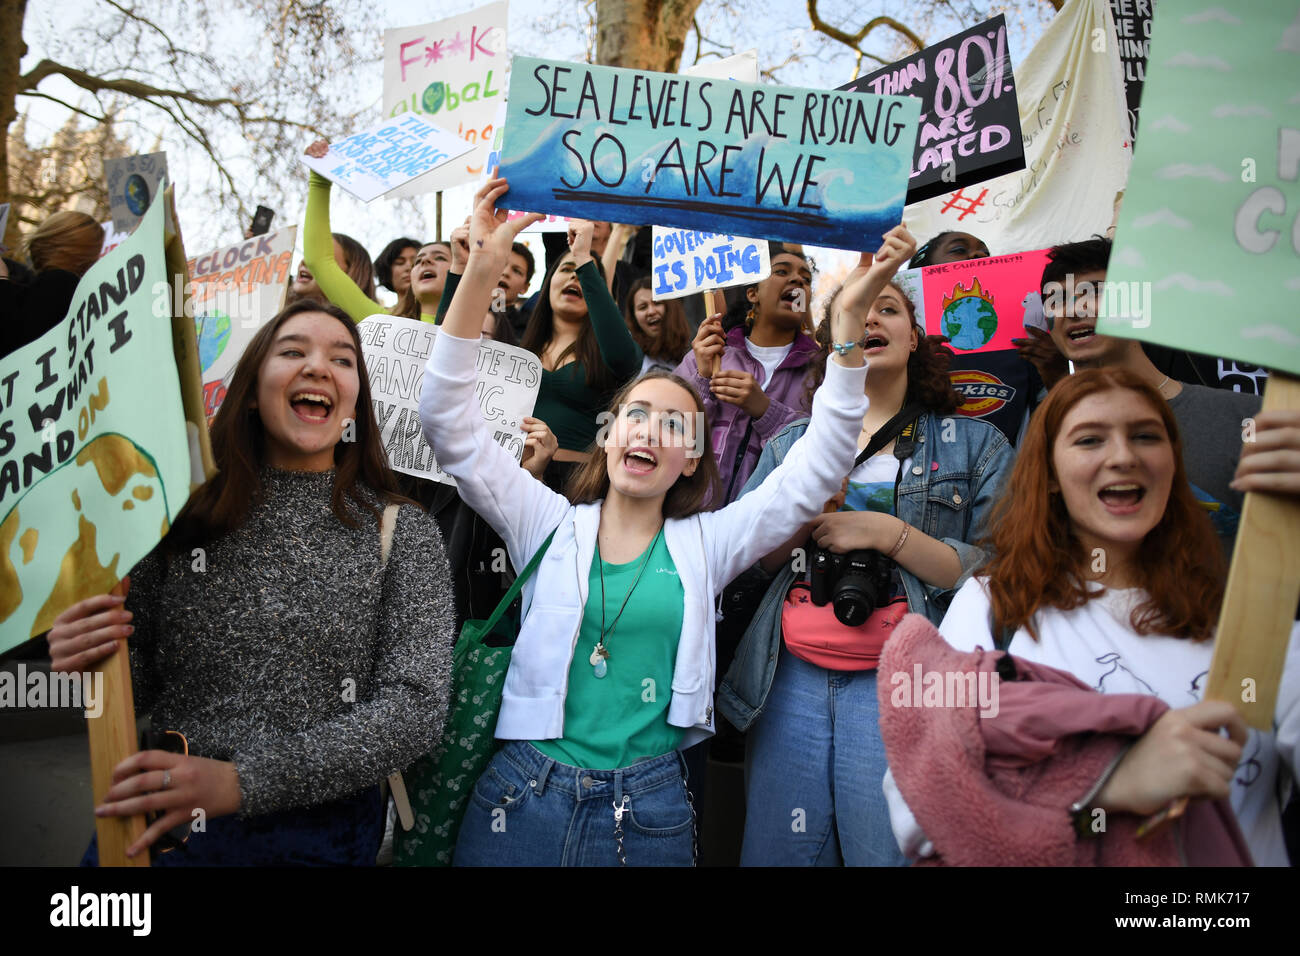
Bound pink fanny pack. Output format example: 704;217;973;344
781;581;908;671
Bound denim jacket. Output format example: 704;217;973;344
716;410;1015;731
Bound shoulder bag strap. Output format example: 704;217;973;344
476;528;559;636
376;501;411;830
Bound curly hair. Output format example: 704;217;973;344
803;280;962;414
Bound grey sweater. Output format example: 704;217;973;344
127;467;454;817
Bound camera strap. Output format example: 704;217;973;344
854;401;926;468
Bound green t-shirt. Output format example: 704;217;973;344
532;531;685;770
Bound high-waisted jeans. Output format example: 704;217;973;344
454;741;696;867
741;647;905;866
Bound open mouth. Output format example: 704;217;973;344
863;335;889;352
416;268;438;283
560;283;583;301
296;267;313;283
779;287;803;307
1098;482;1145;512
1067;325;1096;343
290;390;333;423
623;448;657;474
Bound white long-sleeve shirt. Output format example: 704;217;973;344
421;329;869;747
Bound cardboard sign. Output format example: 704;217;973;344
104;152;167;233
895;249;1050;353
1100;2;1300;378
358;316;540;486
302;115;475;203
841;15;1025;204
650;228;770;300
647;53;772;301
0;198;193;652
185;227;297;421
499;57;920;251
1109;0;1153;146
902;0;1130;257
383;1;509;196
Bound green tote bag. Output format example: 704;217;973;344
393;529;556;866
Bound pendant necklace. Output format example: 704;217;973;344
590;524;664;678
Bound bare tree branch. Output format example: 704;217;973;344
17;90;106;123
806;1;925;59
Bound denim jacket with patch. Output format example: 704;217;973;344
716;410;1015;732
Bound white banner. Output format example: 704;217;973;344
359;316;540;486
301;115;475;203
650;228;770;300
186;226;297;421
383;2;510;197
902;0;1131;255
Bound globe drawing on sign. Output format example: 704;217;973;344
124;174;151;215
422;81;446;114
195;311;232;373
1;431;168;644
940;278;998;351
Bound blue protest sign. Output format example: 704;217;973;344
499;57;920;251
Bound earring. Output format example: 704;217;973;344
745;306;756;331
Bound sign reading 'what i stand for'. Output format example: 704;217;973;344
0;198;193;652
499;57;920;251
840;15;1024;205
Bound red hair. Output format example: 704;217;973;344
983;368;1225;641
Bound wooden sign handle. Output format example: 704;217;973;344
703;290;723;377
87;579;149;866
1205;372;1300;729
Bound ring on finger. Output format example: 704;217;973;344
161;770;172;789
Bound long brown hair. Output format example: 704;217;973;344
803;280;961;414
394;241;450;320
165;300;411;552
623;276;690;365
982;368;1224;641
521;253;612;390
564;370;721;518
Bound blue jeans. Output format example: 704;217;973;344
741;647;904;866
454;741;696;866
81;785;383;866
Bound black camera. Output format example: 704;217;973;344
808;546;895;626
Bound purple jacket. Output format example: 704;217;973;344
675;325;819;502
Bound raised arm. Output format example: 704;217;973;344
302;165;381;323
566;219;642;380
419;179;567;561
701;226;917;585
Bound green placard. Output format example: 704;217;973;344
1100;3;1300;376
0;197;192;651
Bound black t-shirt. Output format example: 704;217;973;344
945;349;1042;446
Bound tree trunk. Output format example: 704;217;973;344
1;0;29;250
595;0;704;71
